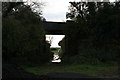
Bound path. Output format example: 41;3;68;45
46;72;92;79
2;64;120;80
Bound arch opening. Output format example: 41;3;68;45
46;35;65;63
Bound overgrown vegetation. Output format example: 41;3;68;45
2;2;52;65
64;1;120;64
50;48;60;55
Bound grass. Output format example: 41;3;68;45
51;48;60;55
20;63;119;78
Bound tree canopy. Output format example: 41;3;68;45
64;1;120;64
2;2;51;65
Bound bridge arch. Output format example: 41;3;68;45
42;21;66;62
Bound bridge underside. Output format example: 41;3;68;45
42;21;65;35
45;30;64;35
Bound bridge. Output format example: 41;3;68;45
42;21;66;35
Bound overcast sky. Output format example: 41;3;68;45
41;0;73;22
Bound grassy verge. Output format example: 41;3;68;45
20;63;119;78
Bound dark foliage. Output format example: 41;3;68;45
65;1;120;64
2;2;51;65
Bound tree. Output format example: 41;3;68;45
2;2;23;17
2;2;51;65
65;1;120;64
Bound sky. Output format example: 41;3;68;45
46;35;65;48
41;0;72;22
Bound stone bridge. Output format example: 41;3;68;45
42;21;66;35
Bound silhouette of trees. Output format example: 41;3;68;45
2;2;51;65
65;1;120;64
